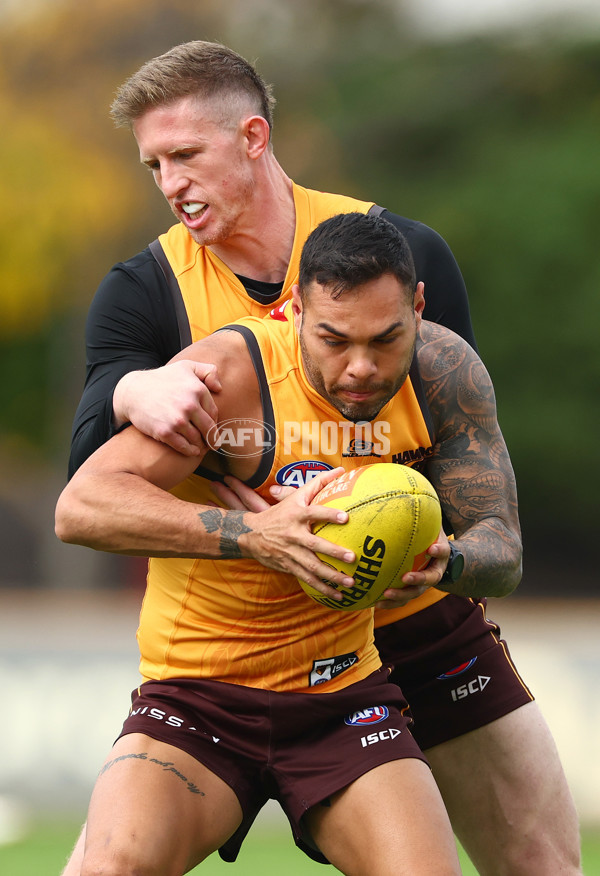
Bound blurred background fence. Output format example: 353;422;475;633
1;0;599;831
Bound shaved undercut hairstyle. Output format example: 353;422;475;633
299;212;417;301
110;40;275;133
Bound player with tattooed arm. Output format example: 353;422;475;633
62;40;581;876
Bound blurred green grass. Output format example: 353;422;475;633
2;821;600;875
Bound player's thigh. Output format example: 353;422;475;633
305;759;461;876
427;702;581;875
82;732;243;875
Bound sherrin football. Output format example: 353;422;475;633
300;463;442;611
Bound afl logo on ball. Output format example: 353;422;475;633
344;706;389;727
275;460;334;488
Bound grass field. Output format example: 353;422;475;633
2;821;600;875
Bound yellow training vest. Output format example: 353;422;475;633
138;306;444;692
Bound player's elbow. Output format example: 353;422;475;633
498;562;522;598
496;539;523;598
55;491;90;546
54;496;76;544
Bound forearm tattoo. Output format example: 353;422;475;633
418;324;522;596
197;508;252;558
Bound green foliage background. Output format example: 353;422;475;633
1;0;598;589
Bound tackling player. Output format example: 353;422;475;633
63;41;581;876
55;214;476;875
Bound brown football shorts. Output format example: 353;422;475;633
116;667;426;864
375;594;534;750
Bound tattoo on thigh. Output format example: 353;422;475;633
99;752;205;795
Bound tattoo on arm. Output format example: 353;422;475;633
418;324;522;597
197;508;252;558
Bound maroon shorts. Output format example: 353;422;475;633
374;595;534;750
117;668;426;864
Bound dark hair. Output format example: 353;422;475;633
299;212;416;300
110;40;275;131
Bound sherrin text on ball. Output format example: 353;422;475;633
300;463;442;610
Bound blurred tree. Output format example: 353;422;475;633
282;35;600;559
0;92;133;337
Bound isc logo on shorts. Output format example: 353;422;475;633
450;676;491;702
344;705;389;726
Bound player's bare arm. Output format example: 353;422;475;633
418;321;522;598
56;333;356;595
112;358;222;455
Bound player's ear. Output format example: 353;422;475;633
242;115;271;159
291;285;303;328
414;281;425;320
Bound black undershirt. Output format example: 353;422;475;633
236;275;284;304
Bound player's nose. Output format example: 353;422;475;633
159;161;190;200
346;352;377;381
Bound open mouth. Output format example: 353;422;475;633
181;201;208;221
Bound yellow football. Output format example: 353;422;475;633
300;463;442;611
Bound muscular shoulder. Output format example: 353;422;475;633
88;246;180;359
416;320;476;370
94;247;165;301
172;329;260;422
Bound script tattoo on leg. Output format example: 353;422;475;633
197;509;251;558
98;752;204;795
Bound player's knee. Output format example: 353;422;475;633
499;830;582;876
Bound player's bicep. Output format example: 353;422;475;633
80;425;204;492
425;348;518;536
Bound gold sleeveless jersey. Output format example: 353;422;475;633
140;186;376;693
156;183;374;339
138;302;444;692
225;309;448;632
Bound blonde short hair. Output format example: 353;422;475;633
110;40;275;132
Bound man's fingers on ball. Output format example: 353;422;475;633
299;574;344;601
311;534;355;565
316;567;355;590
375;584;428;609
297;552;354;592
308;505;349;526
